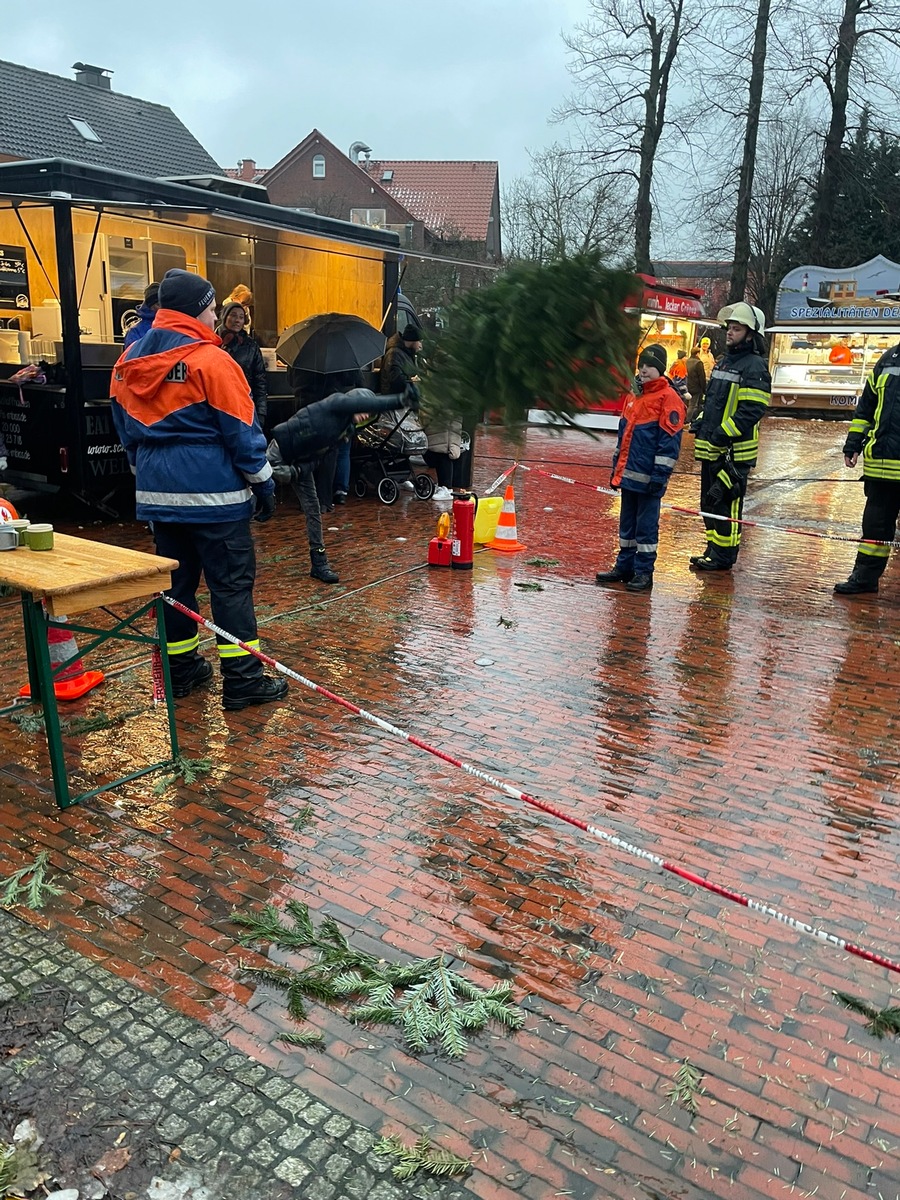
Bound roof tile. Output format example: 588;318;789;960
364;160;498;241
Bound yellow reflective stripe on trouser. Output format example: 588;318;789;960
217;638;260;660
858;542;891;558
166;634;200;657
707;495;743;548
862;461;900;480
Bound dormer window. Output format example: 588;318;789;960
69;116;102;142
312;154;325;179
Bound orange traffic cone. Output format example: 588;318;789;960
487;484;527;553
19;613;105;702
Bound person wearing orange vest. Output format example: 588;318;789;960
111;269;288;711
595;343;686;592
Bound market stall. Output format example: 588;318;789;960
769;255;900;417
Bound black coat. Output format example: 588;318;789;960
221;333;267;422
380;339;418;393
273;387;411;464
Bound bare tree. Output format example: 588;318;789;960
557;0;704;273
747;117;818;317
784;0;900;248
502;144;632;264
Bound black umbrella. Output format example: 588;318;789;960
276;313;386;373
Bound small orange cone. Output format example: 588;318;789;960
487;484;527;553
19;613;105;702
0;500;20;522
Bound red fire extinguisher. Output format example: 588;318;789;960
451;491;477;570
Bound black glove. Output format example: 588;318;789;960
646;480;666;498
706;480;725;508
253;490;276;523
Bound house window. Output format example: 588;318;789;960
350;208;386;228
68;116;102;142
312;154;325;179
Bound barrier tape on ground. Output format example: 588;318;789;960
162;595;900;978
510;462;900;551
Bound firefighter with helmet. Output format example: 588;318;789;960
689;302;771;571
835;338;900;594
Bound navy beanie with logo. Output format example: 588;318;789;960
638;343;667;376
157;269;215;318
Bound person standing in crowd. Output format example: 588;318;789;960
689;303;770;572
123;283;160;349
595;343;685;592
685;346;707;422
422;408;463;503
670;349;688;381
696;336;716;377
218;301;267;426
834;339;900;595
380;324;424;492
110;268;288;711
222;284;254;330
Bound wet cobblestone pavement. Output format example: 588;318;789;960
0;417;899;1199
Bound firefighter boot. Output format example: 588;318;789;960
170;656;214;699
595;567;633;585
834;570;879;595
625;573;653;592
310;547;339;584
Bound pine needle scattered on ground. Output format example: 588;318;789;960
233;901;525;1058
834;990;900;1038
152;756;214;795
375;1134;471;1180
513;581;544;592
526;556;559;567
0;852;63;910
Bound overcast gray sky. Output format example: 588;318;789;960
7;0;586;184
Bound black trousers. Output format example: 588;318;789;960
424;449;453;488
154;519;263;687
852;479;900;580
290;461;325;548
699;459;750;566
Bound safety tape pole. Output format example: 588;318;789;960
516;463;900;551
162;595;900;978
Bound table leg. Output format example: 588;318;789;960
24;595;71;809
154;596;180;762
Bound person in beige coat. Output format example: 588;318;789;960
423;413;463;502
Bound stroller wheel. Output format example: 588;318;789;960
353;477;368;498
413;473;435;499
377;477;399;505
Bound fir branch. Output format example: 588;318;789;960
1;852;63;910
278;1029;325;1050
290;804;316;831
152;755;213;794
513;581;544;591
667;1059;705;1115
375;1134;471;1181
834;991;900;1038
526;556;560;567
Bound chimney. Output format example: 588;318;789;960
240;159;257;181
72;62;113;90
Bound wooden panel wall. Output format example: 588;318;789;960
0;206;59;327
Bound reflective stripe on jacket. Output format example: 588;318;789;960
110;309;272;524
844;346;900;481
693;347;770;466
611;376;685;493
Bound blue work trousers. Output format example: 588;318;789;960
615;489;662;576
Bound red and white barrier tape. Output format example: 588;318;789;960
507;462;900;551
163;595;900;977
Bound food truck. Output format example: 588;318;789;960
527;273;716;430
769;255;900;418
0;158;403;510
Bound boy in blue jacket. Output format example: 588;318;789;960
595;344;686;592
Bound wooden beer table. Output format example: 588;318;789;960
0;533;180;809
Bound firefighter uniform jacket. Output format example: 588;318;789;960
111;309;273;524
843;344;900;480
693;347;770;467
611;376;686;493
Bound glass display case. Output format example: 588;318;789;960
769;327;900;416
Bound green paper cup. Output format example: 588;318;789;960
24;523;54;551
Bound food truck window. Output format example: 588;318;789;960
0;201;58;364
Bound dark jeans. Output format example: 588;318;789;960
154;519;263;688
335;438;351;494
290;461;325;548
615;489;662;575
699;459;750;566
424;449;453;488
314;447;337;508
852;478;900;580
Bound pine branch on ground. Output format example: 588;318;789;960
0;851;63;910
152;755;214;794
233;902;525;1058
834;990;900;1038
375;1134;471;1181
667;1059;705;1115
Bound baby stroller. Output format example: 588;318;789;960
350;406;435;504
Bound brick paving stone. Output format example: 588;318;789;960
1;421;900;1199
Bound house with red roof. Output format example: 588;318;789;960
260;131;500;261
